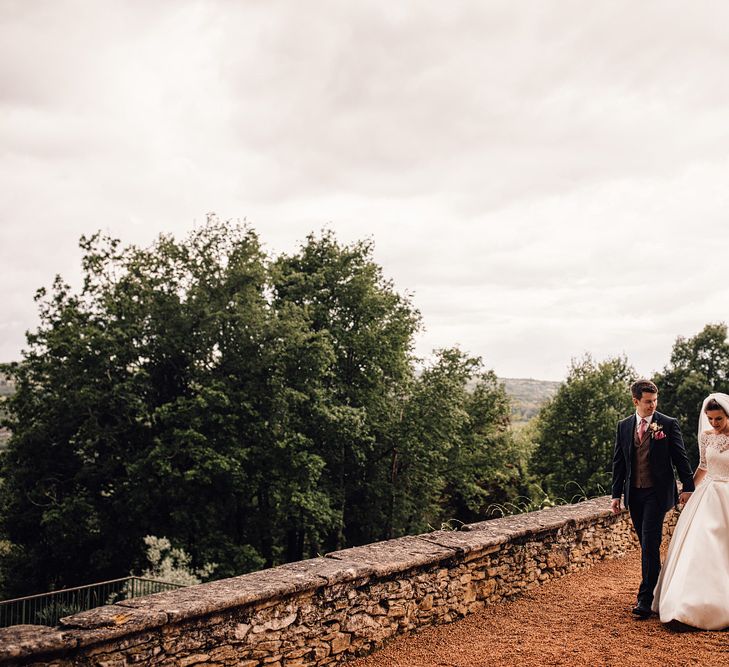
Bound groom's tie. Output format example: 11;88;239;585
638;418;647;440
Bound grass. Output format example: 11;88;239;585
485;482;607;518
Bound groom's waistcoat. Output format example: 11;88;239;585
632;426;654;488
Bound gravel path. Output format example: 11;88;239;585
350;550;729;666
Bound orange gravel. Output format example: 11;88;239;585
349;550;729;667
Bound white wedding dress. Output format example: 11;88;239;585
652;431;729;629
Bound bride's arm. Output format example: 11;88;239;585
692;431;709;487
681;432;708;503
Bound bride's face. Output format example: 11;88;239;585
706;409;729;433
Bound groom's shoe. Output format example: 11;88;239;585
631;603;652;619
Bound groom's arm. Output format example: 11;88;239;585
611;423;625;513
668;417;695;493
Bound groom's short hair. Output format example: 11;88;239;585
631;379;658;399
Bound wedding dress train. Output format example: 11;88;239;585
652;431;729;629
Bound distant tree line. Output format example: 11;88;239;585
532;323;729;502
0;219;532;598
500;378;560;423
1;217;724;600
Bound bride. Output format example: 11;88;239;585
652;392;729;629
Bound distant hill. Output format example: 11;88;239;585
499;377;561;423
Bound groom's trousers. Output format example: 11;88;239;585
629;487;665;605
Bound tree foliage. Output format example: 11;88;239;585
137;536;216;587
0;219;517;598
386;348;531;535
532;355;635;499
654;323;729;467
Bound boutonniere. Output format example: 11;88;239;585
649;422;666;440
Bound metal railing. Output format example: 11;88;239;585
0;576;186;628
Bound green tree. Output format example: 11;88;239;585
0;220;525;598
654;323;729;467
385;348;480;537
449;373;536;519
0;220;275;595
137;535;216;586
533;355;635;499
271;232;421;550
389;348;531;532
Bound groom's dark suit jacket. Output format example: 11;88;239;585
611;411;695;513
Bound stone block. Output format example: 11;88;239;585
0;625;76;662
329;633;351;654
252;612;297;633
326;535;457;577
343;613;380;637
178;654;210;667
418;594;434;611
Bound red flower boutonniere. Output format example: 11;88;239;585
649;422;666;440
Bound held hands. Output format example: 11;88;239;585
679;491;693;505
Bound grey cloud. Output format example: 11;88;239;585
208;1;729;209
3;0;729;378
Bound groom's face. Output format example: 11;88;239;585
633;391;658;418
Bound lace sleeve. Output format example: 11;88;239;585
699;432;708;470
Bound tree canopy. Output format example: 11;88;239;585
654;323;729;466
0;219;517;598
532;355;635;500
5;214;724;601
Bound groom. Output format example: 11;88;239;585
611;379;695;618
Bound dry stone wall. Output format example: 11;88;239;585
0;497;677;667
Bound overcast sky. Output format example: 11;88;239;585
2;1;729;381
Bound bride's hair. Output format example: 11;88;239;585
706;398;727;414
